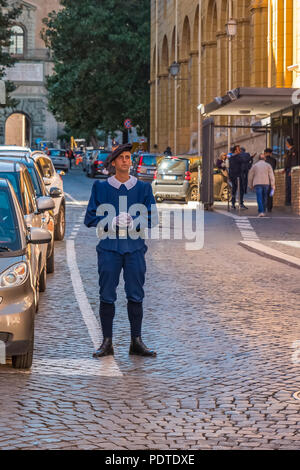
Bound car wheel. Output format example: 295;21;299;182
186;185;199;203
46;245;55;274
220;184;229;202
12;323;34;369
54;205;66;241
39;265;47;293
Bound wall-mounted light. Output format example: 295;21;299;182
226;19;237;37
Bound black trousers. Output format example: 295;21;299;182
230;176;244;206
285;169;292;205
100;301;143;338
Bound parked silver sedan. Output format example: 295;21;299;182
0;178;51;369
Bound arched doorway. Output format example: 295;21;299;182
5;113;31;147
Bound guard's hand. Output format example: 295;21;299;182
112;212;134;230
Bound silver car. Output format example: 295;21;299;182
46;149;69;172
0;161;55;294
0;178;51;369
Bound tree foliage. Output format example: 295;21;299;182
42;0;150;140
0;0;22;108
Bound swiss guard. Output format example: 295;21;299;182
84;143;158;358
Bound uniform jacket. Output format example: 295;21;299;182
284;147;298;170
84;175;158;254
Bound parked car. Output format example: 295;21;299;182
213;168;230;202
152;156;201;203
86;149;111;178
46;149;69;172
0;154;56;273
0;161;54;293
31;152;66;241
0;178;51;369
0;145;31;158
132;153;159;181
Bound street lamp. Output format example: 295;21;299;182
226;18;237;37
170;61;180;77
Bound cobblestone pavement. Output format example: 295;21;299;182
0;169;299;450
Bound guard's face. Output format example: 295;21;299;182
112;152;132;172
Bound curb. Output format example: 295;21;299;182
239;241;300;270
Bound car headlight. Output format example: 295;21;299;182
0;262;28;288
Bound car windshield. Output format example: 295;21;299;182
158;158;188;172
0;187;21;253
141;155;157;166
0;172;21;204
49;150;65;157
97;153;110;161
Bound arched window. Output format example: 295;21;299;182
9;25;25;55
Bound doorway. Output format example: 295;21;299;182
5;113;31;147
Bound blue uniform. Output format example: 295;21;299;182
84;175;158;338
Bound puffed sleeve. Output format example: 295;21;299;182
84;181;104;228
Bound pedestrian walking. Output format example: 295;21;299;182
229;145;247;210
264;148;277;212
248;153;275;217
284;137;298;206
84;143;158;358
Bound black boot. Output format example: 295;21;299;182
93;338;114;358
129;337;157;357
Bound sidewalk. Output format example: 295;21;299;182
215;191;300;268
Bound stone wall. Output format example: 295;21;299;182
291;166;300;215
273;170;286;208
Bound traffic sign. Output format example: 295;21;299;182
124;118;132;129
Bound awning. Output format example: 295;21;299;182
203;87;298;117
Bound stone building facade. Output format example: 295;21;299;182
150;0;299;157
0;0;62;147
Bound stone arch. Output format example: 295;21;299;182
204;0;217;104
159;36;170;151
5;111;31;146
0;98;47;146
180;16;191;60
178;16;191;145
161;35;169;74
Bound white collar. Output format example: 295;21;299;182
107;175;137;190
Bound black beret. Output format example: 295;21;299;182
106;143;133;166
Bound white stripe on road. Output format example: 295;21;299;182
66;237;123;377
214;209;259;242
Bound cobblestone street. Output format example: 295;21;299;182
0;169;299;450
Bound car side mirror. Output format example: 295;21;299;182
49;187;62;198
36;196;55;213
27;227;52;245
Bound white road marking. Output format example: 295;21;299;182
274;241;300;248
214;209;259;241
66;239;123;376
